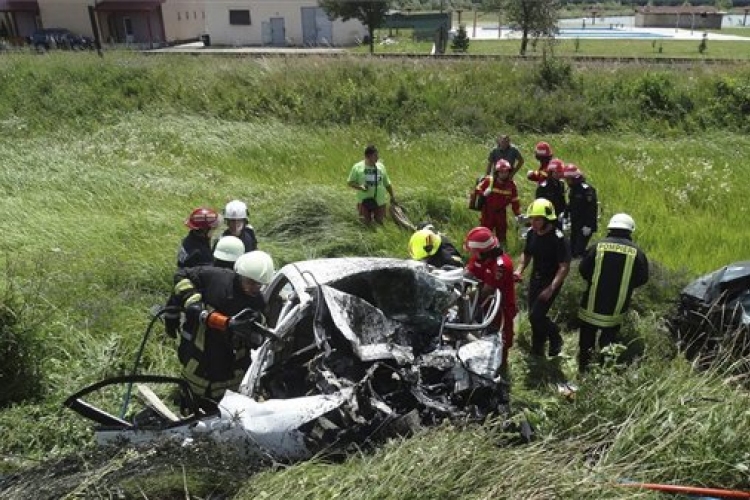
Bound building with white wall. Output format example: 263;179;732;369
27;0;366;47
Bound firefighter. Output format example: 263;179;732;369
533;141;554;172
475;159;522;246
527;158;567;231
213;235;245;269
408;226;463;268
222;199;258;252
577;213;649;373
463;226;517;368
563;163;598;258
177;207;221;269
166;250;275;409
514;199;571;357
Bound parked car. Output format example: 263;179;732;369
30;28;93;50
668;261;750;361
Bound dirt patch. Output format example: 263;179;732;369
0;439;271;499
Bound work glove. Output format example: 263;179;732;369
513;271;523;283
515;214;524;226
483;188;492;197
582;226;592;237
228;308;268;349
163;310;180;339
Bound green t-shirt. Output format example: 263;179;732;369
348;160;391;206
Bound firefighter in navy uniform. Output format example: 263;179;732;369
577;213;649;373
563;164;599;258
514;198;571;357
408;225;463;268
527;159;567;231
167;250;275;409
222;199;258;252
178;207;221;268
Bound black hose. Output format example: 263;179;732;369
118;305;179;418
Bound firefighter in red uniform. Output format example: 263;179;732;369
475;159;522;245
463;227;517;368
533;141;554;172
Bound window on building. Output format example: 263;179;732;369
229;9;251;25
177;12;181;21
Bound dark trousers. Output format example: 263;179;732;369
570;225;592;258
528;278;561;356
578;321;621;372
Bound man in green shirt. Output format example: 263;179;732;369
347;144;397;225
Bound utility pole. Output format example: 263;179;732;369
87;3;103;57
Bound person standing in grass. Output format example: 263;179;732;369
577;213;649;373
528;159;567;231
463;226;517;368
347;144;397;225
563;164;598;258
474;159;522;246
213;235;245;269
222;199;257;252
166;251;275;409
514;198;571;358
486;134;525;177
532;141;554;172
178;207;221;269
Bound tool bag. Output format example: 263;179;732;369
468;176;485;211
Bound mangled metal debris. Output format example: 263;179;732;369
66;258;509;461
668;261;750;361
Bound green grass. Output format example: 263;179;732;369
1;53;750;498
356;31;750;58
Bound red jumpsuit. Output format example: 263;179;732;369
475;177;521;244
466;251;517;365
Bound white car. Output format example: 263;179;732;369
66;258;507;461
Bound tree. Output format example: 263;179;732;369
451;24;470;51
319;0;390;54
502;0;559;56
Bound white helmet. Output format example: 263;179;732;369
213;235;245;263
608;213;636;232
234;250;274;285
224;200;248;221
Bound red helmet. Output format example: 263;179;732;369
564;163;583;179
547;158;565;175
185;207;220;230
494;159;512;173
464;226;499;253
535;141;553;158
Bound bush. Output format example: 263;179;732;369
0;266;44;407
451;25;470;53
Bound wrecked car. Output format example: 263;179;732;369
65;258;508;461
668;261;750;361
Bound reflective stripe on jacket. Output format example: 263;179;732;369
578;236;649;327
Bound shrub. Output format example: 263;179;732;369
451;25;470;53
0;265;44;407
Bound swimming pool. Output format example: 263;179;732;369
479;26;673;39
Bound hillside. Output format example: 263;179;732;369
0;52;749;499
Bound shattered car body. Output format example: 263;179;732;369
66;258;508;461
668;261;750;360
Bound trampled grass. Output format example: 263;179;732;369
0;53;749;498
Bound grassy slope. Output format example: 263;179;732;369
0;53;749;498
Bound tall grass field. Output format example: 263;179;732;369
0;52;749;499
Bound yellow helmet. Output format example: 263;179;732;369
526;198;556;221
408;229;442;261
